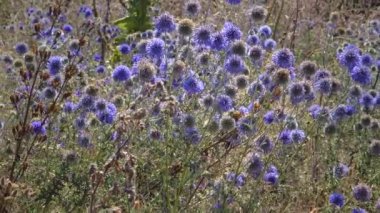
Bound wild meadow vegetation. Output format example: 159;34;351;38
0;0;380;212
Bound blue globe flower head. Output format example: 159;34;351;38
263;38;277;51
263;110;276;125
15;42;29;55
182;75;204;94
267;165;278;174
272;48;295;68
235;174;245;188
338;44;361;71
112;65;131;81
154;12;176;33
193;25;212;46
95;99;108;111
226;172;237;182
352;208;368;213
215;94;234;112
74;117;86;130
332;105;348;121
353;183;372;202
361;53;373;67
31;121;46;135
79;95;95;110
237;117;256;136
333;163;349;179
248;45;264;62
290;129;306;143
359;93;375;108
146;38;165;58
248;81;265;97
96;103;117;124
185;1;201;16
350;65;371;85
329;192;345;208
224;55;245;74
258;25;272;38
247;153;264;179
62;24;73;33
279;129;292;145
263;171;279;185
314;78;332;95
222;22;242;43
63;101;76;113
118;43;131;55
313;69;331;82
77;135;92;148
211;32;227;51
225;0;242;5
184;127;201;144
96;65;106;74
289;82;305;104
47;56;62;75
345;105;356;116
247;34;260;45
256;135;274;154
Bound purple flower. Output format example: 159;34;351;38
353;183;372;202
224;55;245;74
222;22;242;42
112;65;131;81
278;129;292;145
215;95;233;112
154;12;176;33
329;192;345;208
272;48;295;68
31;121;46;135
263;110;276;124
350;65;372;85
182;75;204;94
47;56;62;75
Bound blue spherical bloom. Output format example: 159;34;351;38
256;135;274;153
15;42;29;55
112;65;131;81
31;121;46;135
361;54;373;67
267;165;278;174
154;12;176;33
353;183;372;202
146;38;165;58
263;171;279;185
345;105;356;116
222;22;242;42
263;110;276;124
314;78;332;94
359;93;375;108
77;135;92;148
235;174;245;187
247;34;260;45
332;105;347;121
47;56;62;75
225;0;241;5
118;43;131;55
182;75;204;94
237;117;256;136
79;95;95;110
290;129;306;143
224;55;245;74
338;44;361;71
352;208;367;213
248;81;265;97
350;65;371;85
289;83;305;104
95;65;106;74
263;39;277;51
333;163;349;179
247;154;264;179
193;26;212;46
96;103;117;124
211;32;227;51
63;101;76;113
184;127;201;144
313;69;331;82
258;25;272;38
272;48;295;68
329;193;345;208
215;95;233;112
279;129;292;145
74;117;86;130
62;24;73;33
95;99;107;111
226;172;236;182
